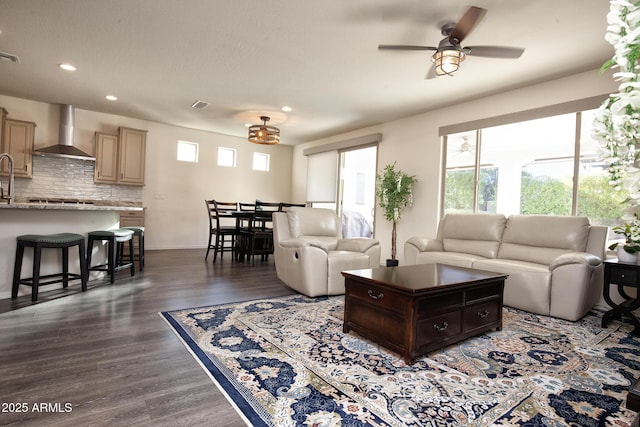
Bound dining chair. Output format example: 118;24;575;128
238;200;281;265
237;202;256;232
205;200;238;263
280;202;306;210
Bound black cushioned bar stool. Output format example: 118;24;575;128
12;233;88;302
120;226;144;271
87;229;135;283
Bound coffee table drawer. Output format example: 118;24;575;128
347;300;405;346
466;283;502;303
417;311;462;345
464;300;501;332
347;283;406;314
418;290;463;314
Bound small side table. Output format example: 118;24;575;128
628;377;640;413
602;259;640;334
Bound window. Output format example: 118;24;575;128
217;147;236;167
443;108;624;230
338;146;377;237
576;110;626;226
176;141;198;162
252;152;270;171
304;133;382;209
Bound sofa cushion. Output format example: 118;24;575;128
441;213;506;259
287;207;340;239
498;215;590;265
473;258;552;315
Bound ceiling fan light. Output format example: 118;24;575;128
432;49;465;76
248;116;280;145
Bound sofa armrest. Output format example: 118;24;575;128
550;252;602;270
405;236;443;252
336;238;379;253
279;238;329;253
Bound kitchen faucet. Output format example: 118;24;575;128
0;152;14;204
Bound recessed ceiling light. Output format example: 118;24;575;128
105;95;118;101
59;63;76;71
244;123;251;127
281;106;292;112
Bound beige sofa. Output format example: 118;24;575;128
273;207;381;297
405;214;608;321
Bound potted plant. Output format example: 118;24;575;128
376;162;417;266
608;214;640;263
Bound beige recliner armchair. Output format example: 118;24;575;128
273;207;381;297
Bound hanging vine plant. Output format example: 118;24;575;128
593;0;640;211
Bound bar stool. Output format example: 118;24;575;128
120;226;144;271
86;229;135;283
12;233;88;302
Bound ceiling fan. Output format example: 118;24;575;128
378;6;524;79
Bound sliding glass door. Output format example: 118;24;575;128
338;145;377;238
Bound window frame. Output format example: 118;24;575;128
176;140;199;163
252;152;270;171
217;146;236;168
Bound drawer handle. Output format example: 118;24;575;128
477;310;490;318
367;290;384;300
433;321;449;332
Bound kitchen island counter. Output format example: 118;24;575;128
0;204;143;299
0;203;143;211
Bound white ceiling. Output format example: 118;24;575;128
0;0;612;145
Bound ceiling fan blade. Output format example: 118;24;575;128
465;46;524;58
450;6;487;43
378;44;437;51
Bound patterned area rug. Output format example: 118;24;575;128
160;295;640;426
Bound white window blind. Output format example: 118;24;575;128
306;150;338;203
304;133;382;204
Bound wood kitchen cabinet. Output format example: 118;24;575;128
1;118;35;178
94;132;119;183
120;210;145;228
94;127;146;185
118;127;146;185
120;210;145;257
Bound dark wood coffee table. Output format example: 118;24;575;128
342;263;508;364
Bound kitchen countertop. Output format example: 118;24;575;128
0;201;143;211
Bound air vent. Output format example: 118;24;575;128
191;100;209;109
0;51;20;64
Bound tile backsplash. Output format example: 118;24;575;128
11;156;142;202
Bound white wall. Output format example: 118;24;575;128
0;95;294;251
1;68;618;258
293;68;619;263
140;121;293;249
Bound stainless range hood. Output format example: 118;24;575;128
32;104;96;161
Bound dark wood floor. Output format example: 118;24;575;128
0;249;296;426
